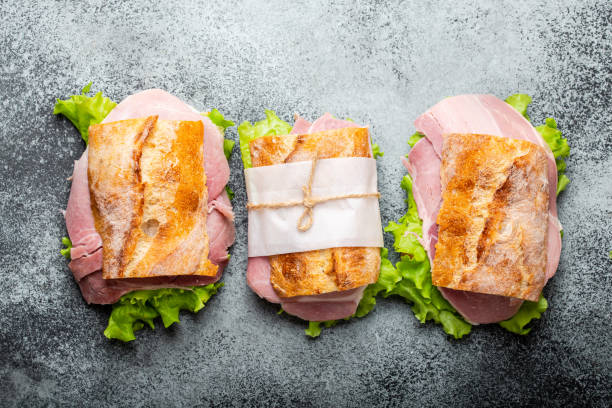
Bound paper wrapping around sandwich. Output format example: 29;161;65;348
432;133;549;301
88;116;218;279
247;127;382;297
246;157;383;256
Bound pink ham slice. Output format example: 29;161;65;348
245;114;370;321
246;256;366;321
407;94;562;324
65;148;102;272
401;141;440;262
78;269;223;305
206;190;236;265
291;115;312;134
103;89;230;200
439;289;523;323
307;113;358;133
64;89;235;304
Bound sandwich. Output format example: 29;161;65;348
56;84;236;341
239;111;394;337
385;94;570;337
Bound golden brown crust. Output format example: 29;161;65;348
88;118;217;279
432;133;549;301
250;127;372;166
250;127;380;297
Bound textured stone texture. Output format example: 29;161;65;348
0;1;610;406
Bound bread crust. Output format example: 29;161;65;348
250;127;380;297
88;117;217;279
432;133;549;301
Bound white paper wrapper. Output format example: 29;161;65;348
246;157;383;256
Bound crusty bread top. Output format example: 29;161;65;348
88;117;217;279
249;127;372;166
250;127;380;297
432;133;549;301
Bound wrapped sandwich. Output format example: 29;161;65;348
385;94;570;337
239;112;394;336
56;85;236;341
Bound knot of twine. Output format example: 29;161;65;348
246;157;380;232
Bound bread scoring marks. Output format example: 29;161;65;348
88;117;217;279
432;133;549;301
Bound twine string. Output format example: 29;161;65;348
246;157;380;232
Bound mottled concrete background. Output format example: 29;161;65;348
0;0;610;406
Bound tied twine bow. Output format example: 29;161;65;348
246;157;380;232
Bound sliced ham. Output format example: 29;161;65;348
207;190;236;265
246;256;365;320
291;115;312;134
245;113;369;321
414;94;559;223
438;288;523;324
104;89;230;201
77;269;223;305
208;190;235;222
69;247;102;282
281;287;366;321
246;257;282;303
307;113;358;133
401;140;440;263
408;95;562;324
64;89;235;304
65;149;102;262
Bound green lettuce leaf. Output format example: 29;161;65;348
206;108;235;132
505;94;532;121
407;132;425;148
238;110;292;169
305;320;338;337
224;139;235;161
506;94;571;195
535;118;571;195
372;143;384;159
104;283;223;342
225;186;235;201
384;174;472;339
60;237;72;260
305;248;400;338
499;295;548;335
53;82;117;143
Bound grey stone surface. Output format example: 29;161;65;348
0;0;610;406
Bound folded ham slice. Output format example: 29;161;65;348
246;256;366;321
245;114;376;321
64;89;235;304
406;95;562;324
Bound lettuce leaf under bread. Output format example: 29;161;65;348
53;82;117;144
384;175;471;339
104;283;223;342
238;110;293;169
499;295;548;335
238;111;390;337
